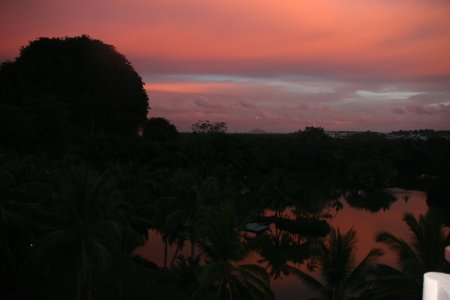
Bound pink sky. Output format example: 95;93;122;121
1;0;450;132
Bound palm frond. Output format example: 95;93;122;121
376;231;420;269
290;266;325;292
345;248;384;289
197;261;227;288
239;263;271;285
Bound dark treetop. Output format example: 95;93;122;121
0;35;148;146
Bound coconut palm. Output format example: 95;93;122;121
104;163;161;299
25;164;133;300
106;163;157;247
154;168;222;270
246;229;310;280
193;202;275;300
148;170;184;270
0;154;52;296
168;170;222;259
292;227;383;300
361;210;450;300
171;254;202;299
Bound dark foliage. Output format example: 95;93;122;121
0;35;148;148
191;120;227;134
142;117;179;141
345;190;397;212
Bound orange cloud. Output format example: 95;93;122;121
145;82;240;94
2;0;450;79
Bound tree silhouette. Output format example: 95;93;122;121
248;232;308;280
142;117;179;141
191;120;227;134
345;190;397;213
24;165;134;300
345;159;397;190
0;155;50;297
167;171;221;260
292;227;383;300
362;210;450;300
0;35;148;146
194;202;275;299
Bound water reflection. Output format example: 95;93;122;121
134;230;194;268
271;189;428;299
332;190;427;264
345;189;397;212
135;189;428;299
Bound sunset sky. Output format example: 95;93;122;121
1;0;450;132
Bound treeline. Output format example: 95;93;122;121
5;124;450;200
390;129;450;138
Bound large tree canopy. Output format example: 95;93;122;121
0;35;148;145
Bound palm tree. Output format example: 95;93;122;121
362;210;450;300
193;202;275;300
292;227;383;300
253;232;293;279
150;172;182;270
168;170;221;260
106;163;156;244
155;168;222;270
26;164;133;300
171;255;202;299
0;154;51;296
137;168;181;270
247;229;310;280
105;163;159;299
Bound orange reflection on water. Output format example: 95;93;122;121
269;189;428;299
331;190;428;266
134;230;194;268
134;190;428;299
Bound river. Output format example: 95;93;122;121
272;189;428;299
135;189;428;299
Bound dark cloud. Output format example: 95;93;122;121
406;104;450;115
237;100;257;109
391;107;406;114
